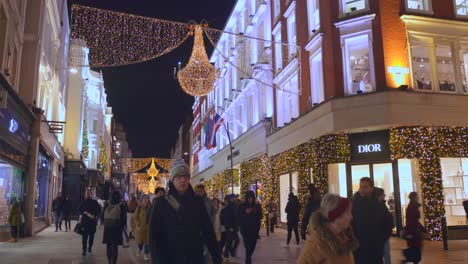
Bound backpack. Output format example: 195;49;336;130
104;202;121;227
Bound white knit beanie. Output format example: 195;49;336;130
170;159;190;181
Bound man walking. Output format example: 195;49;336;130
78;190;101;256
52;192;64;232
352;177;392;264
239;191;262;264
149;159;221;264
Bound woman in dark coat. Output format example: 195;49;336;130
79;191;101;256
285;193;301;245
62;195;72;231
301;184;321;240
102;191;127;264
239;190;262;264
403;192;425;264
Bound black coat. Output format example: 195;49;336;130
102;201;127;245
220;201;238;231
52;197;64;213
301;197;320;239
285;197;301;224
78;198;101;235
149;184;222;264
352;193;392;264
62;199;72;219
239;202;262;235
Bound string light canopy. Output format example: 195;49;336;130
177;24;219;96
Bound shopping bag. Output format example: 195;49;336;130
74;222;85;235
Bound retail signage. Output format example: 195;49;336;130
8;119;18;133
349;131;390;162
0;109;30;145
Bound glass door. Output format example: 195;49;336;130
351;164;370;194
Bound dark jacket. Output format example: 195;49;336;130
301;196;321;239
380;199;395;241
352;192;391;264
149;183;222;264
78;198;101;235
52;197;64;213
285;195;301;224
62;198;72;219
405;201;425;249
102;200;127;245
239;200;262;235
220;201;238;231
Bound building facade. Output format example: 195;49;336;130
191;0;468;240
111;121;132;199
172;116;193;165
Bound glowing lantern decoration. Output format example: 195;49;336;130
147;158;159;177
177;25;218;96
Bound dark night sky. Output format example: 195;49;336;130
68;0;235;158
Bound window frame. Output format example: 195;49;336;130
339;0;370;18
341;30;376;96
454;0;468;18
405;0;434;15
306;33;325;105
307;0;321;37
273;22;283;71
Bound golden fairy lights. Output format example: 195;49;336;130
147;158;159;177
177;25;219;96
70;5;190;67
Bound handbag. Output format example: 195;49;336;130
74;222;85;235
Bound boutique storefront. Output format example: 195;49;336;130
0;76;34;241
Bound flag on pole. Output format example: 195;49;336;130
205;112;224;150
204;116;213;149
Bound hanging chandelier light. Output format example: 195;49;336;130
177;24;218;96
147;158;159;177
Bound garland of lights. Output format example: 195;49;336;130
390;126;468;240
99;135;108;173
118;158;175;173
81;119;89;159
70;5;191;67
205;169;240;199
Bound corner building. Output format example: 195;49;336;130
191;0;468;240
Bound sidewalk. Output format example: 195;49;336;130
1;222;468;263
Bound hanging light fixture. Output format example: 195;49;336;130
177;24;218;96
147;158;159;177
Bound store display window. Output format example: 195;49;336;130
279;172;298;223
441;158;468;226
35;151;51;220
0;161;23;226
328;163;347;197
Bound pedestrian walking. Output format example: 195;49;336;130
239;190;262;264
402;192;426;264
52;192;64;232
195;184;217;222
149;159;221;264
352;177;392;264
285;193;301;245
265;200;277;235
102;191;127;264
135;194;152;261
78;190;101;256
212;198;223;243
121;199;130;248
151;187;166;205
301;184;321;240
374;187;395;264
220;194;238;260
127;193;138;239
7;198;21;243
297;193;358;264
62;195;72;232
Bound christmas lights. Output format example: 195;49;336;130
99;136;108;173
81;119;89;159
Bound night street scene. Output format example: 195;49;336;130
2;0;468;263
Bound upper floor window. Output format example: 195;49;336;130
285;3;297;59
273;25;282;71
274;0;281;20
455;0;468;16
310;49;325;105
307;0;320;35
342;32;375;95
276;74;299;128
406;0;432;12
341;0;369;16
409;36;468;93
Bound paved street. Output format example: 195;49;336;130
0;222;468;263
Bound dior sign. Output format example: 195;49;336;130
358;144;382;153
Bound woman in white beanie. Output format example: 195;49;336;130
297;193;359;264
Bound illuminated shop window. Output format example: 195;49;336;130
455;0;468;16
328;163;347;197
398;159;424;226
341;0;368;15
279;172;298;223
441;158;468;226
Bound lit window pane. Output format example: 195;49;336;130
345;0;366;13
456;0;468;16
436;45;456;92
345;34;373;94
460;47;468;92
411;40;432;91
407;0;431;11
441;158;468;226
310;51;324;104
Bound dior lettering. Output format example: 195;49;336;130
358;144;382;153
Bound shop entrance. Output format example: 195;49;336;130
348;161;400;234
